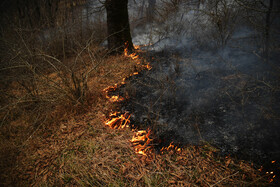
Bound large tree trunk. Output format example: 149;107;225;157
264;0;274;58
105;0;134;53
147;0;156;22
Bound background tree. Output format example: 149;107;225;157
147;0;156;22
264;0;274;57
105;0;134;53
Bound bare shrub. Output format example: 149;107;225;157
204;0;241;47
0;24;107;129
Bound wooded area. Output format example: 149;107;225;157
0;0;279;186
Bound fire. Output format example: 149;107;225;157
145;63;152;70
130;129;153;156
131;133;182;156
124;42;152;69
103;83;122;93
103;41;155;155
107;95;125;102
105;112;131;129
160;142;182;154
124;42;139;60
124;47;128;56
129;52;140;60
131;72;138;76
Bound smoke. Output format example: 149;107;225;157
124;0;280;165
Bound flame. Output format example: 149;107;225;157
146;63;152;70
132;72;139;76
105;112;131;129
124;42;139;60
160;142;182;154
130;129;153;156
107;95;125;102
103;42;155;156
134;45;140;50
128;52;140;60
103;83;120;93
124;47;128;56
123;42;152;68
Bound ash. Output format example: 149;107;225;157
115;45;280;167
115;0;280;179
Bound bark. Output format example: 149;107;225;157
105;0;134;53
147;0;156;22
264;0;273;58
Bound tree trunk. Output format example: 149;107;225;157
105;0;134;53
264;0;273;58
147;0;156;22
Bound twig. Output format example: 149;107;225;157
151;85;170;108
210;171;239;187
20;116;47;147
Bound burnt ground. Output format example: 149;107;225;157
109;46;280;182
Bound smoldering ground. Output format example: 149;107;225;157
118;0;280;175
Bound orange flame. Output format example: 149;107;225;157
105;112;131;129
124;43;151;67
124;48;128;56
134;45;140;50
130;129;153;156
146;63;152;70
160;142;182;154
103;83;120;93
103;42;155;156
107;95;125;102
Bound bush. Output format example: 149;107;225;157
0;21;107;128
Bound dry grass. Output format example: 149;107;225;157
0;49;271;186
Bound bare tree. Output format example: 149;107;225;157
234;0;279;57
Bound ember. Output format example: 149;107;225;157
103;42;158;156
107;95;125;102
104;42;188;157
160;142;182;154
130;129;153;156
105;112;131;129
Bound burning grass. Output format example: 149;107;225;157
0;45;272;186
12;115;271;186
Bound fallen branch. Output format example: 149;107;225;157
210;171;239;187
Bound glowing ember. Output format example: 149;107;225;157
124;42;151;68
105;112;131;129
103;83;119;93
130;129;153;156
134;45;140;50
160;142;182;154
146;63;152;70
124;48;128;56
107;95;125;102
129;52;139;60
103;41;154;156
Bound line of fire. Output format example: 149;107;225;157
102;42;278;184
103;43;181;157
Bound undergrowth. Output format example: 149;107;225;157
0;45;271;186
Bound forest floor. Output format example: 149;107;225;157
0;48;274;186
